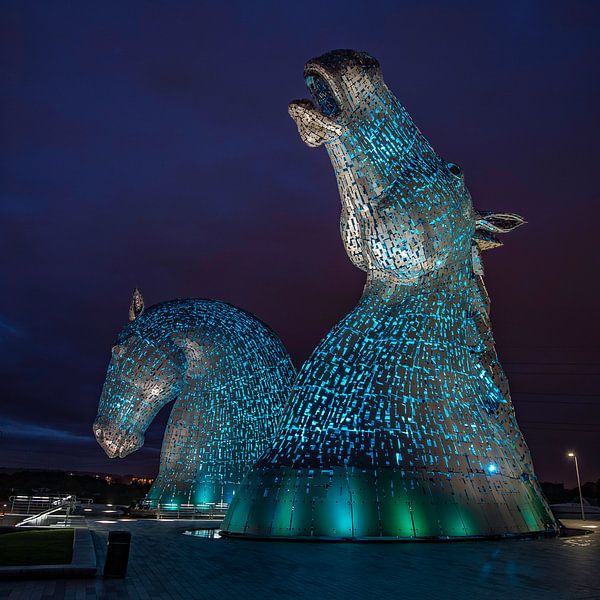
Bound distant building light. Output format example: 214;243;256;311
487;464;498;474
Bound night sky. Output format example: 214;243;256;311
1;1;598;487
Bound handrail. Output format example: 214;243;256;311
8;494;90;514
149;501;229;520
15;496;76;527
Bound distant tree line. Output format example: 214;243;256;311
0;470;152;506
540;480;599;504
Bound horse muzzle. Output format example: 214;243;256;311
93;421;144;458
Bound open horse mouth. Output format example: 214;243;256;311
288;50;381;147
288;63;344;147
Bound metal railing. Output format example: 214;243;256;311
15;496;75;527
8;495;92;515
6;495;92;527
148;502;229;520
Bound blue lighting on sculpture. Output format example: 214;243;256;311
220;49;558;539
93;292;296;508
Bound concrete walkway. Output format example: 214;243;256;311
0;518;598;599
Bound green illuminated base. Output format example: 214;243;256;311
220;466;558;540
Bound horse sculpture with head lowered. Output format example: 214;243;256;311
94;291;296;508
221;49;557;539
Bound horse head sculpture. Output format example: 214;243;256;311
289;49;524;283
94;291;296;507
221;50;556;540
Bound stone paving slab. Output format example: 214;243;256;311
0;518;598;599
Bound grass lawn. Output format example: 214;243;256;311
0;528;74;566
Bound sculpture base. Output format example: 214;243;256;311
221;466;558;540
144;479;237;509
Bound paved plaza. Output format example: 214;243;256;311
0;518;599;599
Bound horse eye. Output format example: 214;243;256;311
448;163;463;177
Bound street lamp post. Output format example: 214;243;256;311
567;452;585;520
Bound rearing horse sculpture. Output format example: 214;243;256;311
221;50;557;539
94;293;296;507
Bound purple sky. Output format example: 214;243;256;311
1;1;599;487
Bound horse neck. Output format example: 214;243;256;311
351;266;475;351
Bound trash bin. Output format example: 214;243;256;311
103;530;131;578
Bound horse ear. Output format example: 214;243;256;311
128;288;144;321
476;211;525;233
474;212;525;251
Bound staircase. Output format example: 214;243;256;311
7;494;92;527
